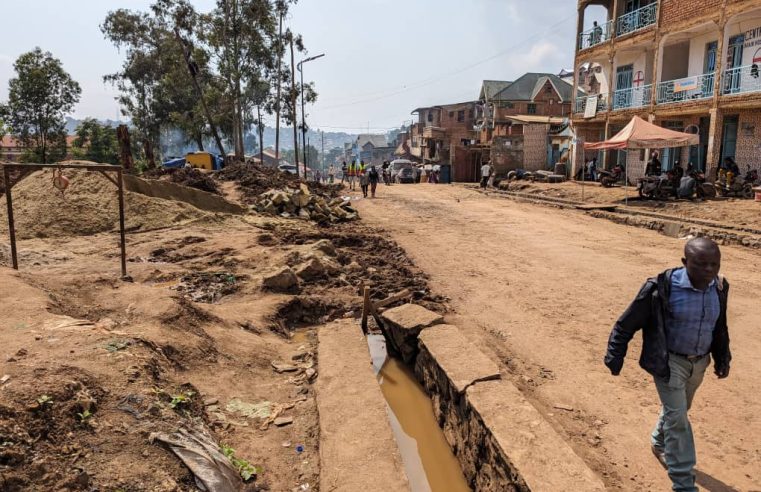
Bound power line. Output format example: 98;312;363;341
317;13;576;111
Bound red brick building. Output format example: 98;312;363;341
410;101;478;181
573;0;761;181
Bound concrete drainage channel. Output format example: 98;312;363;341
373;304;606;491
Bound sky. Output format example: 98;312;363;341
0;0;605;134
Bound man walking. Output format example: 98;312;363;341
605;238;731;492
340;161;348;185
480;161;492;188
368;165;380;198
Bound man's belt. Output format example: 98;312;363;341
669;351;708;361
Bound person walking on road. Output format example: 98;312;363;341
340;161;348;185
604;237;731;492
328;164;335;184
480;161;493;189
348;160;357;190
359;166;369;198
368;165;380;198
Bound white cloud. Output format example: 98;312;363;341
505;41;563;72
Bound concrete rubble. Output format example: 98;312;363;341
253;183;359;223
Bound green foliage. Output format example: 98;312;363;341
37;395;54;406
220;444;259;481
72;119;119;164
1;48;81;163
169;390;195;409
77;409;93;422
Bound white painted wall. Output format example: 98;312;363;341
687;32;719;75
727;15;761;66
614;51;649;89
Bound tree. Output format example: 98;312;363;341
72;119;119;165
0;48;81;163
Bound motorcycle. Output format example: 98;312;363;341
715;169;758;198
598;165;624;187
637;171;676;200
382;168;391;186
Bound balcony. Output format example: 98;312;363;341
579;20;613;51
574;94;609;115
723;65;761;96
616;3;657;38
657;72;715;104
612;84;652;110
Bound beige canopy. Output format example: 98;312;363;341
584;116;699;150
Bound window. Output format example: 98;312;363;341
545;85;553;94
527;104;537;114
448;111;454;118
427;112;433;122
469;109;474;119
457;110;465;122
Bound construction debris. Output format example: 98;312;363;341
253;184;358;223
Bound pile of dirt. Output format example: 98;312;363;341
0;169;209;240
142;167;220;195
215;162;342;204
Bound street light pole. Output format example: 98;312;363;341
297;53;325;175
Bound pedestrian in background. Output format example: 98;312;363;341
605;238;731;492
359;167;369;198
480;161;492;188
328;164;335;184
340;161;348;184
368;165;380;198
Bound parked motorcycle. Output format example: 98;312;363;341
690;171;716;199
715;169;758;198
598;165;624;187
637;171;676;200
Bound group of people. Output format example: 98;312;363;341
338;160;381;198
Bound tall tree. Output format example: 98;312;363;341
72;119;119;164
0;48;81;163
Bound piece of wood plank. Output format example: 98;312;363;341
372;289;411;310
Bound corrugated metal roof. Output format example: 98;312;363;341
479;80;513;101
357;134;388;148
493;73;582;103
504;115;566;125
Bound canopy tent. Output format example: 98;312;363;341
584;116;699;150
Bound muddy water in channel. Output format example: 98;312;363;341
367;334;471;492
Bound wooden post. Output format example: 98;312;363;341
290;37;300;177
361;286;370;335
117;169;128;279
117;124;134;171
3;166;18;270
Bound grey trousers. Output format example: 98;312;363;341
651;353;711;492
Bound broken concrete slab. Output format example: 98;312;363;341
463;380;606;491
316;320;409;492
381;303;443;364
416;324;500;394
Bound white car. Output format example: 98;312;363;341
278;163;298;174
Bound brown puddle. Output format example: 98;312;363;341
368;335;471;492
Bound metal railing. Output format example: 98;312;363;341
575;94;609;114
657;72;715;104
616;2;658;37
612;84;652;110
579;20;613;51
723;64;761;95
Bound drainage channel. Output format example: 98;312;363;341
367;334;471;492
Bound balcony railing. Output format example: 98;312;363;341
723;64;761;95
579;20;613;51
616;2;658;38
575;94;609;114
612;84;652;110
657;72;715;104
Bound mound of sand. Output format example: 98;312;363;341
0;169;209;240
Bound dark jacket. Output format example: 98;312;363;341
605;269;731;382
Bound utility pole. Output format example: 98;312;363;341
274;11;283;164
290;37;299;177
321;131;325;178
296;53;325;174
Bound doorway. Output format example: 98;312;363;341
720;115;739;165
616;64;634;108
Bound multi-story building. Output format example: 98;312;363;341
572;0;761;180
410;101;478;181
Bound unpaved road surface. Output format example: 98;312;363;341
355;183;761;491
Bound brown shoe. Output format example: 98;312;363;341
651;445;667;469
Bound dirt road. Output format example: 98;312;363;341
354;183;761;491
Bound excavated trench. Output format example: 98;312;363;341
367;334;471;492
368;304;607;492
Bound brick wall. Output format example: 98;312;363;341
735;109;761;174
523;124;549;171
491;136;523;175
660;0;722;30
